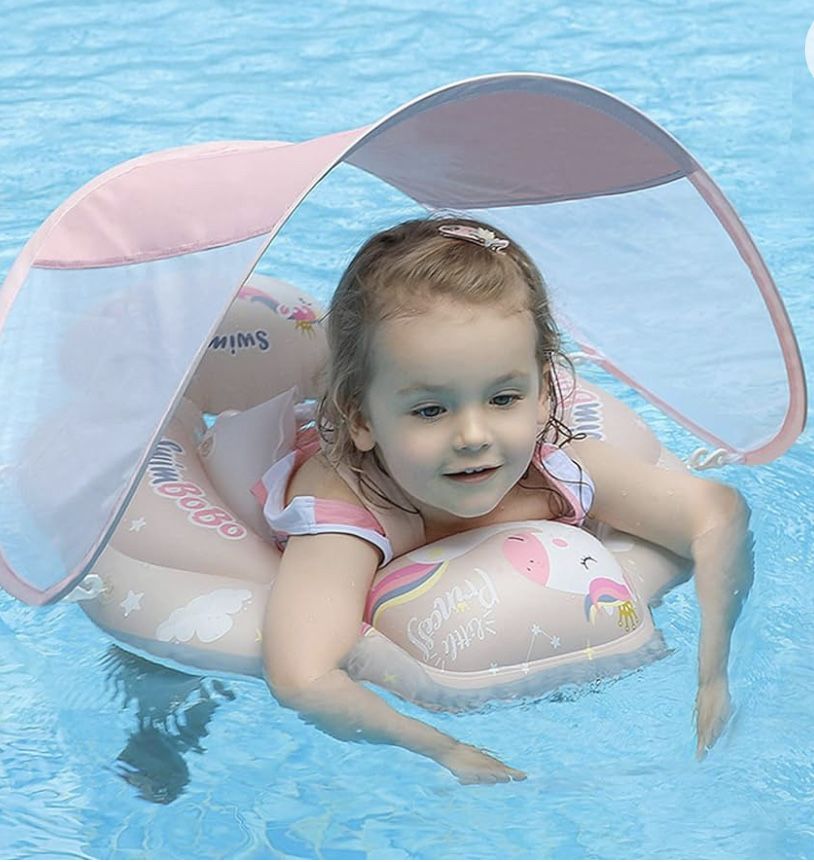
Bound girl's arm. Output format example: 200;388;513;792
567;437;754;757
263;530;526;784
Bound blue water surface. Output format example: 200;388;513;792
1;0;813;858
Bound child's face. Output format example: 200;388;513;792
351;298;549;532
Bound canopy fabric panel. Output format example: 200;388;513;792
345;76;697;208
0;236;270;603
26;132;367;270
0;73;804;604
473;179;789;455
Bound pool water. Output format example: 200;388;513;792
2;0;813;858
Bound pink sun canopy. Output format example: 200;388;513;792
0;73;805;604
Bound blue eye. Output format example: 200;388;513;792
412;405;445;420
492;393;522;407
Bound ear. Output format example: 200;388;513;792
349;411;376;452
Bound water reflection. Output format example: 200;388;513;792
99;646;235;804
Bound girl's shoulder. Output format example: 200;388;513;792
265;449;395;566
286;451;426;563
284;450;368;509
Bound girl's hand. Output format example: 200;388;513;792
436;742;527;785
694;675;732;760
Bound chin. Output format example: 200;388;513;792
447;496;504;520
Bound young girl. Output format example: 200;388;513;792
258;216;753;784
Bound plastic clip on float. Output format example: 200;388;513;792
0;74;805;708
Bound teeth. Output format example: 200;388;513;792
463;467;487;474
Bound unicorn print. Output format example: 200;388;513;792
501;527;639;631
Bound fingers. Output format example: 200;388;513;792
696;725;720;760
457;768;527;785
695;715;715;759
695;703;730;759
445;744;528;785
457;767;526;784
479;748;528;781
458;774;503;785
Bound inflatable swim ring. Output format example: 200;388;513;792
70;276;690;708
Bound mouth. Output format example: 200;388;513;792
445;466;500;483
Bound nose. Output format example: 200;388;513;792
453;406;492;452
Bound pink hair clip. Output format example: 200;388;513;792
438;223;510;253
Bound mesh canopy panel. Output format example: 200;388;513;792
0;236;268;595
474;179;788;452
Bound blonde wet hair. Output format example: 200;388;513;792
315;215;583;515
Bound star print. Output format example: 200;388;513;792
455;600;470;613
550;635;561;649
129;517;147;532
383;673;398;685
120;590;143;617
521;662;530;675
530;624;542;636
489;662;499;675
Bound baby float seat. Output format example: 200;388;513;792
0;74;804;643
68;273;691;705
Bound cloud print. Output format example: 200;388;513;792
156;589;253;644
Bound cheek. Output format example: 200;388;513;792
394;431;441;469
376;422;438;473
504;416;543;472
505;405;541;447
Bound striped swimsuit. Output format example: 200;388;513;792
252;425;595;569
